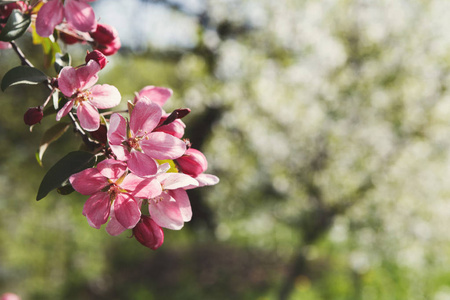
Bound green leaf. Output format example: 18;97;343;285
57;183;75;196
0;9;31;42
1;66;48;91
36;151;96;200
54;53;71;73
38;122;70;163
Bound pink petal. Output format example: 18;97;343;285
135;86;173;107
168;189;192;222
114;193;141;229
157;172;198;190
110;145;129;161
106;209;127;236
77;102;100;131
82;192;111;229
154;119;185;139
89;84;121;109
75;60;100;90
64;0;97;33
96;159;127;181
141;132;186;160
69;168;108;195
128;150;158;177
35;0;64;37
108;113;127;146
130;98;162;133
56;99;74;121
186;174;220;189
58;66;78;97
148;192;184;230
120;173;162;199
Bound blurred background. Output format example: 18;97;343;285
2;0;450;299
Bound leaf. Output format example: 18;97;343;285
38;122;70;163
54;53;71;73
1;66;48;91
57;183;75;195
0;9;31;42
36;151;96;200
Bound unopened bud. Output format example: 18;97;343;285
24;107;43;126
85;50;107;69
175;148;208;177
133;216;164;250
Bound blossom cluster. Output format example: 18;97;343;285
0;0;219;250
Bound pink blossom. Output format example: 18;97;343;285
36;0;97;37
108;98;186;177
69;159;161;230
175;148;220;188
147;171;198;230
0;41;11;49
56;60;121;131
133;215;164;250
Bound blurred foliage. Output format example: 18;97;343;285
3;0;450;299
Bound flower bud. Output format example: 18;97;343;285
175;148;208;177
23;107;43;126
85;50;107;69
0;2;28;21
90;23;121;56
59;32;81;45
133;216;164;250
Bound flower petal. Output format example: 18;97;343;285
157;172;198;190
148;192;184;230
114;193;141;229
108;113;127;146
35;0;64;37
128;150;158;177
75;60;100;90
56;99;74;121
77;102;100;131
130;98;162;133
141;132;186;160
96;159;127;181
69;168;107;195
64;0;97;33
168;189;192;222
58;66;78;97
135;86;173;107
106;209;127;236
82;192;111;229
89;84;121;109
121;173;162;199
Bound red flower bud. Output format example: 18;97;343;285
176;148;208;177
59;32;81;45
85;50;107;69
23;107;43;126
90;23;121;56
133;216;164;250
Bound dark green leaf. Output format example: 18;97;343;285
36;151;96;200
57;183;75;196
1;66;48;91
54;53;71;73
38;122;70;163
0;9;31;42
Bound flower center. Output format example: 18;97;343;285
74;90;92;106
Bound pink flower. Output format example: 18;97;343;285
69;159;161;230
133;216;164;250
36;0;97;37
108;98;186;177
56;60;121;131
147;171;198;230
